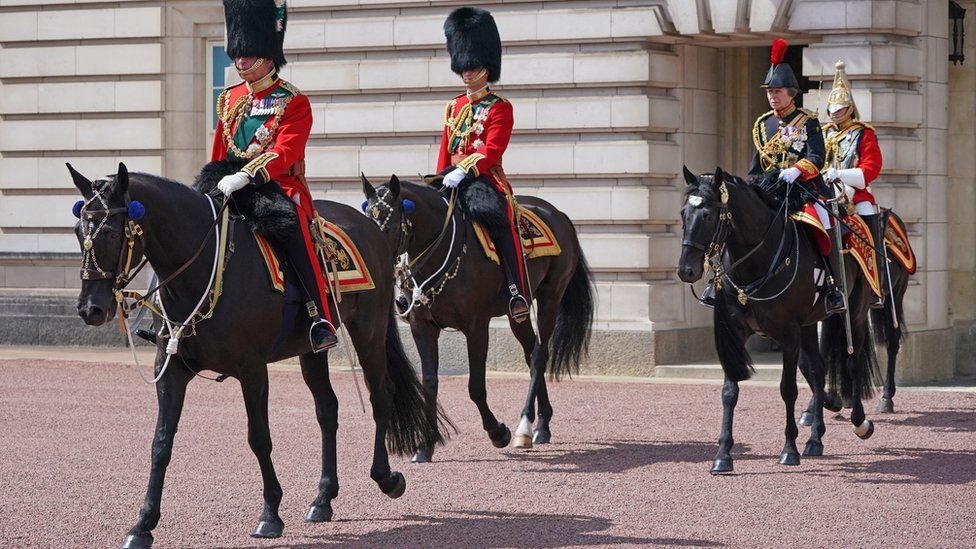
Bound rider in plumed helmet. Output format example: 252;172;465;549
209;0;338;352
436;7;529;323
821;60;886;308
748;38;845;315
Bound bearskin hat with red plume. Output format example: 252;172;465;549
762;38;800;90
224;0;288;70
444;7;502;83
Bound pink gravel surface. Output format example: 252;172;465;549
1;358;974;548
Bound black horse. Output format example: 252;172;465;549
69;163;447;548
361;175;594;462
677;166;881;474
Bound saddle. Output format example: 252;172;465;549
472;206;562;265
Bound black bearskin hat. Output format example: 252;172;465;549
762;38;800;91
444;7;502;83
224;0;288;70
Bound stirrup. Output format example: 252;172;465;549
395;293;410;315
869;295;885;310
699;283;716;309
309;319;339;353
508;294;530;324
134;328;158;345
824;287;846;315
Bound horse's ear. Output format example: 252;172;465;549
682;165;698;187
115;162;129;195
389;174;400;198
66;163;93;197
714;167;726;183
361;173;376;199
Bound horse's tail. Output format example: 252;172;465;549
822;314;881;401
383;312;453;455
870;301;904;350
714;296;754;382
549;248;595;380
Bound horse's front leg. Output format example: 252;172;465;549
798;325;826;457
777;332;802;466
120;355;193;549
710;376;739;475
850;329;876;440
299;352;339;522
239;365;285;539
466;322;511;448
409;320;441;463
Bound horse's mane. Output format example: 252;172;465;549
690;169;805;215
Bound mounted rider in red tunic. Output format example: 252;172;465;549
821;61;886;308
435;7;529;323
209;0;337;351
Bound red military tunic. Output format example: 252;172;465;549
823;121;882;205
436;90;524;284
211;74;330;316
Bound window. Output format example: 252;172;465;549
207;42;236;140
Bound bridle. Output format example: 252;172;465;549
78;181;147;297
682;177;800;306
366;186;413;257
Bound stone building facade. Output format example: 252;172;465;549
0;0;972;381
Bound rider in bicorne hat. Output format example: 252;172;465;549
821;61;886;308
211;0;338;351
747;38;845;315
435;6;530;323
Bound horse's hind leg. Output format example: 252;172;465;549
876;282;903;414
121;359;193;549
239;365;285;539
777;330;802;466
353;336;405;498
466;323;511;448
510;317;541;449
409;320;441;463
299;352;339;522
798;325;826;457
513;294;559;448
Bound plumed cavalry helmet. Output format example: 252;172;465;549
223;0;288;70
762;37;800;92
827;60;860;119
444;7;502;83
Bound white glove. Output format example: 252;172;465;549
822;167;839;183
442;167;467;189
217;171;251;196
779;167;802;183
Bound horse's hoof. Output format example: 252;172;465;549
513;433;533;449
824;393;843;413
532;430;551;444
381;472;407;499
798;411;815;427
876;398;894;414
854;419;875;440
251;519;284;539
490;423;511;449
120;533;153;549
411;448;433;463
803;441;824;457
304;504;333;523
709;458;733;475
778;452;801;466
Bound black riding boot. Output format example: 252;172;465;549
488;224;530;323
277;233;338;352
867;212;886;309
823;227;847;315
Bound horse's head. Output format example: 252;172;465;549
361;173;415;255
69;162;146;326
677;165;731;283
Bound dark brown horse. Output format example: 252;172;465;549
677;167;881;474
361;175;594;462
69;163;447;549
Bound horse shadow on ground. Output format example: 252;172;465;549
881;409;976;433
505;440;758;475
815;446;976;485
209;509;725;548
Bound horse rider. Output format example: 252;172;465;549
435;6;530;323
821;61;886;309
746;38;845;315
212;0;338;351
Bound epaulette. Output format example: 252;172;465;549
798;107;818;118
857;120;875;131
488;91;509;103
277;79;302;97
444;97;459;124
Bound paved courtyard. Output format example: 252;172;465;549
1;355;974;548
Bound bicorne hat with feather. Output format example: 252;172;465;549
762;38;800;91
444;7;502;83
224;0;288;70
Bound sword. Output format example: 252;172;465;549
879;209;899;329
830;198;854;355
